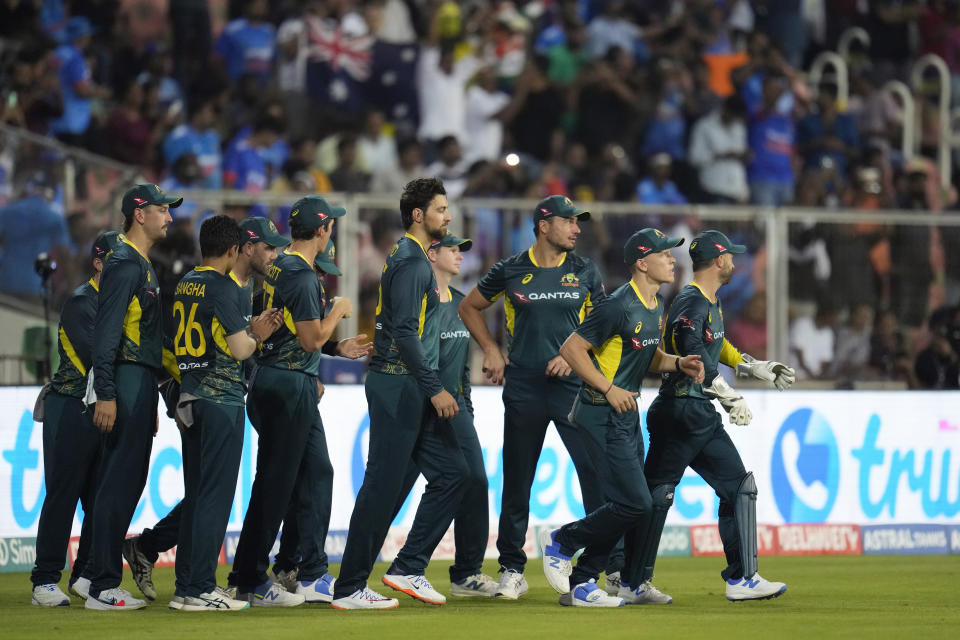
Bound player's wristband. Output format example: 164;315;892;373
603;381;613;395
675;356;681;372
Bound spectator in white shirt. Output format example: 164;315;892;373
425;135;470;199
688;95;750;203
357;108;398;174
464;66;510;163
275;2;321;140
416;40;483;151
790;302;838;380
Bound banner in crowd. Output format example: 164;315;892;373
2;386;959;543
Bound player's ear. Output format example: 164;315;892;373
413;207;423;223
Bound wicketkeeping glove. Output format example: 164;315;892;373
704;376;752;426
736;354;796;391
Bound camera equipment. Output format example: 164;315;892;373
34;252;57;282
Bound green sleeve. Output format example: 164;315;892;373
576;296;623;348
671;295;719;385
282;268;323;322
93;258;141;400
586;260;606;306
476;259;507;301
391;258;443;397
214;281;249;337
59;290;96;372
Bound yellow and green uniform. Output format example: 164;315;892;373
556;280;664;586
475;246;608;574
86;236;163;598
233;247;335;590
31;279;102;589
170;266;249;598
335;234;468;597
437;286;472;404
646;281;752;583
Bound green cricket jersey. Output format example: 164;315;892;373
438;286;472;405
257;249;324;376
50;278;99;398
370;233;443;397
476;247;605;372
576;280;664;405
659;282;743;399
93;236;163;400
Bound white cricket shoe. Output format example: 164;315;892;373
725;573;787;601
330;586;400;610
241;580;306;607
558;579;624;607
180;588;250;611
84;587;147;610
604;571;622;596
618;580;673;604
297;573;336;603
450;573;498;597
538;528;572;594
69;577;91;600
270;566;299;593
32;584;69;606
169;595;184;610
381;573;446;605
493;569;529;600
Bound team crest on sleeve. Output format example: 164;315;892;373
389;244;399;257
560;273;580;287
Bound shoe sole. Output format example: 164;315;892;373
381;576;445;605
301;594;333;603
69;589;89;600
727;585;787;602
84;598;146;610
449;588;497;598
180;604;250;611
330;600;399;610
250;598;305;607
32;598;69;607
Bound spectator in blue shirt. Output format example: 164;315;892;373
748;74;796;206
797;83;860;177
0;179;71;298
223;114;284;192
49;17;106;142
637;152;688;205
215;0;276;84
163;96;223;189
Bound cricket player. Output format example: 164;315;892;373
644;230;795;601
85;184;181;610
30;231;121;606
538;229;703;607
458;195;607;599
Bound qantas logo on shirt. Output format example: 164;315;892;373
679;315;695;330
704;328;724;342
441;330;470;340
513;291;581;303
631;336;660;350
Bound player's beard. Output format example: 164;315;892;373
426;219;447;241
719;261;734;284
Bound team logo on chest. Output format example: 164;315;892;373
560;272;580;287
521;273;533;285
634;320;643;333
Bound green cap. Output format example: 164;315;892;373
289;195;346;230
314;240;342;275
91;230;122;259
688;230;747;262
121;183;183;218
428;233;473;252
533;195;591;224
239;217;290;248
623;228;684;263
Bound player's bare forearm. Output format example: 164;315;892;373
559;333;608;392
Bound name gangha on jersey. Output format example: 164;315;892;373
512;290;581;303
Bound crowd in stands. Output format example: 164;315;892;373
2;0;960;389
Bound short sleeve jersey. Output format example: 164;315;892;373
92;237;163;400
173;267;249;405
576;280;664;405
51;279;99;398
257;250;324;375
476;247;604;371
659;283;727;399
438;286;470;397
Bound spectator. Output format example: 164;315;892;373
425;134;469;199
869;0;922;80
636;153;687;205
1;47;63;135
870;308;917;385
415;33;482;152
640;59;688;163
135;44;184;118
275;0;321;140
544;17;589;87
463;67;510;164
223;114;284;192
370;137;424;195
688;95;750;203
505;55;565;163
162;95;223;189
169;0;213;90
49;17;107;144
214;0;276;84
727;292;768;360
271;137;332;194
914;306;960;388
747;74;795;206
578;46;639;156
892;160;937;329
797;84;860;177
357;108;398;175
160;152;205;226
790;301;837;380
328;134;371;193
585;0;644;60
759;0;806;69
105;79;168;166
829;303;876;380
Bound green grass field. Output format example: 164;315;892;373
4;556;959;639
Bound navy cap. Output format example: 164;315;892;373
289;196;346;230
91;230;121;259
623;228;684;264
239;217;290;247
533;195;591;224
428;233;473;252
314;240;342;276
688;230;747;262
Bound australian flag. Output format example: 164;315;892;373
305;20;373;113
367;41;419;133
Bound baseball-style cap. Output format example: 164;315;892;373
289;195;346;230
239;217;290;247
623;228;684;264
91;230;121;259
428;233;473;252
121;183;183;218
314;240;342;276
688;230;747;262
533;195;591;224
